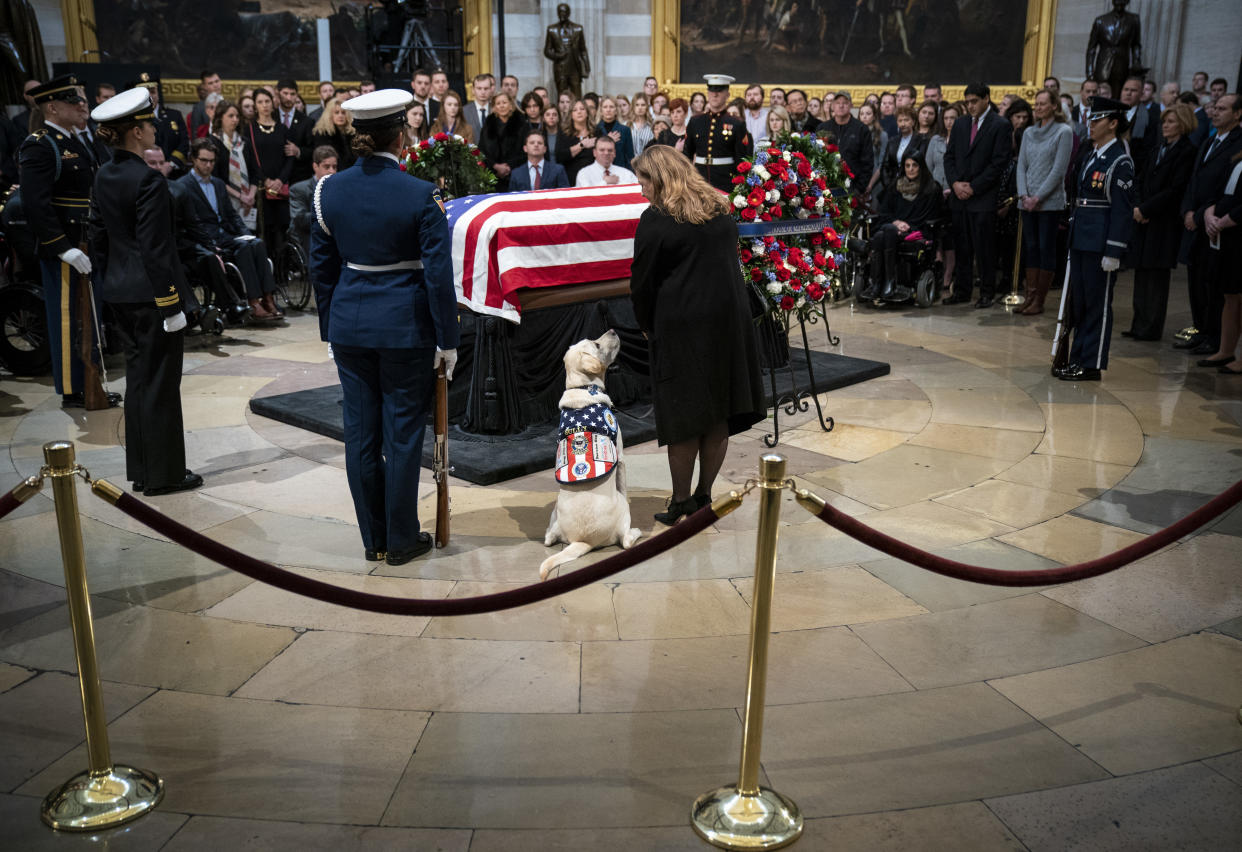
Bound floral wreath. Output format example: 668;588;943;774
399;133;497;199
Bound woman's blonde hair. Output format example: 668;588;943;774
632;144;729;224
1163;101;1197;138
312;96;354;136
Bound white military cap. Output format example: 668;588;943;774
90;87;155;125
703;74;736;91
342;88;414;130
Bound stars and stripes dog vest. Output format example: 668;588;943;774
555;392;619;484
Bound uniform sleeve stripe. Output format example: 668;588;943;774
154;295;180;306
1106;240;1126;247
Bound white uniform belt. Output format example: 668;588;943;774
694;156;734;165
345;260;423;272
1075;199;1109;208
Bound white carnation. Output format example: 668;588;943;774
733;195;747;208
766;283;782;294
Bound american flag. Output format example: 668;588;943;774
446;185;649;323
554;401;619;483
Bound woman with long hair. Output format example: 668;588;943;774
615;93;631;123
247;88;294;277
859;153;943;302
1014;88;1074;315
929;101;959;293
689;91;706;116
555;97;597;185
404;102;428;145
996;97;1033;296
479;91;530;191
210;100;259;230
628;145;765;524
557;90;572;124
655;97;690;150
1205;149;1242;372
916;100;943;140
758;105;791;148
651;91;670;116
520;91;544;131
628;94;653;156
310;96;358;169
238;93;256;124
427;90;472;142
859;102;888;199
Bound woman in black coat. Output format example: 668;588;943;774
629;145;765;525
1203;152;1242;373
555;98;597;185
859;153;943;301
247;89;294;256
1124;104;1197;340
479;92;528;192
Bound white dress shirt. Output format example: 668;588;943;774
574;161;637;187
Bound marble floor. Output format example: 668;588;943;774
2;272;1241;851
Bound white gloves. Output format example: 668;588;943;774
1100;256;1120;273
163;311;187;333
59;248;92;275
434;347;457;381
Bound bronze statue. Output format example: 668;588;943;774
544;3;590;100
0;0;47;106
1086;0;1143;102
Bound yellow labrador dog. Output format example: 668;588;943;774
540;330;641;580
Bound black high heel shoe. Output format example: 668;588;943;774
654;496;699;526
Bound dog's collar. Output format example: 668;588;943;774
571;384;604;396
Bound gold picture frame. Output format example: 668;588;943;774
650;0;1059;103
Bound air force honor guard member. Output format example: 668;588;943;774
90;88;202;496
310;89;460;566
684;74;752;192
1057;96;1135;381
17;75;118;407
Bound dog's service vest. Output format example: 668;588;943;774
555;390;619;484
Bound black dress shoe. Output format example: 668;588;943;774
942;293;971;305
654;496;699;525
62;391;122;409
1172;335;1203;350
1058;365;1102;381
365;549;386;561
1121;330;1136;338
692;493;711;511
132;481;145;493
143;471;204;496
1051;363;1071;378
1190;341;1217;355
973;296;995;309
1198;356;1235;368
385;532;432;566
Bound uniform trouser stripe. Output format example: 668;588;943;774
60;264;72;394
1095;269;1117;368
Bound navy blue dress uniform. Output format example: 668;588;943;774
130;73;189;172
309;90;461;565
89;88;202;496
683;74;752;193
1058;97;1135;381
16;75;113;405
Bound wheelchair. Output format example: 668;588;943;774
852;214;945;309
274;228;312;312
181;254;255;334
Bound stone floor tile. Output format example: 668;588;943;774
162;815;471;851
240;340;332;363
733;566;927;631
855;499;1016;550
998;515;1147;564
851;595;1146;689
381;709;743;828
198;456;358;524
375;535;568;583
936;479;1085;527
0;672;154;790
804;446;1011;509
612;578;753;639
923;386;1045;432
990;633;1242;775
0;599;295;695
794;397;931;433
1042;533;1242;642
0;792;188;852
1070;484;1221;534
203;510;373;574
1034;403;1144;466
907;423;1044;461
778;422;912;462
469;825;707;852
802;801;1025;851
1109;389;1242;443
1202;750;1242;786
1119;436;1242;494
994;454;1131;498
234;630;580;713
858;540;1060;611
985;762;1242;852
581;626;912;713
421;581;617;641
760;682;1108;817
0;569;65;632
16;691;428;825
0;660;34;692
414;486;556;539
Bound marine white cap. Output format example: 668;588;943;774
342;88;414;130
90;87;155;125
703;74;736;91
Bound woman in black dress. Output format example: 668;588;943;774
1204;151;1242;373
479;92;528;191
629;145;765;524
247;88;294;261
555;98;597;185
859;153;943;302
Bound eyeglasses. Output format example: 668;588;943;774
196;156;215;164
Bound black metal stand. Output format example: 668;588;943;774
762;307;836;448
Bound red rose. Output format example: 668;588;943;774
825;256;837;270
797;161;812;178
775;267;790;281
761;213;772;221
782;184;798;199
763;236;775;246
732;176;745;185
791;281;802;291
763;180;775;191
768;148;781;157
803;195;817;209
399;163;407;171
807;283;823;300
419;140;432;149
767;250;782;265
780;295;795;311
813;252;827;266
843;164;855;179
435;132;449;141
810;234;823;245
737;161;752;173
750;266;764;281
826;144;839;153
747;188;766;207
771;205;783;219
814;177;826;189
850;196;860;209
739;248;753;263
741;207;757;221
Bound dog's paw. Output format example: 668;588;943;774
622;528;642;548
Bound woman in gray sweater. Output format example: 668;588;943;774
1015;88;1074;314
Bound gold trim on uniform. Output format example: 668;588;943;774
60;265;73;394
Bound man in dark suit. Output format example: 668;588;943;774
1178;93;1242;355
785;89;820;134
1119;76;1160;171
508;129;569;191
941;82;1013;307
275;78;314;185
176;138;282;320
188;70;221;138
410;69;440;124
463;74;495;142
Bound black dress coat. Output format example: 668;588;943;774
878;132;929;196
1126;136;1196;270
877;183;942;229
942;108;1013;212
629;207;765;445
247;121;295;231
555;129;596;185
309;128;358;170
479;112;529;191
1208;158;1242;294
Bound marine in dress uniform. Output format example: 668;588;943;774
1057;96;1135;381
129;73;189;173
89;87;202;496
309;90;461;565
683;74;752;193
16;75;118;407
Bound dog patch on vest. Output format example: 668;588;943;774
555;401;619;483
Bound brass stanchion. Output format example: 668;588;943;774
39;441;164;831
691;454;803;850
1002;200;1024;307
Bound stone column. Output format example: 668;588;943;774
1131;0;1186;86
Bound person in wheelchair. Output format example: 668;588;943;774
174;138;283;321
858;152;943;303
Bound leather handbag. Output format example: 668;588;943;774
249;124;289;200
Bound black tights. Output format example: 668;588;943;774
666;420;729;501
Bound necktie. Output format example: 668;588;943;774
1206;136;1220;160
534;163;541;189
78;131;96;165
283;112;291;128
970;116;979;144
604;168;610;178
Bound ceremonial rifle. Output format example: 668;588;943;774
77;188;108;411
1050;257;1074;374
433;362;450;548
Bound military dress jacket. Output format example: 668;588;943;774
683;109;752;192
1069;138;1135;258
17;124;96;258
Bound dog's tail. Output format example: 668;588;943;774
539;541;594;581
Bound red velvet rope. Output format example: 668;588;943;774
0;489;22;522
109;491;717;615
810;479;1242;587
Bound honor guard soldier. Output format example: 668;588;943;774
17;75;118;407
1057;96;1135;381
310;89;460;566
684;73;752;192
90;87;202;496
129;72;188;173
